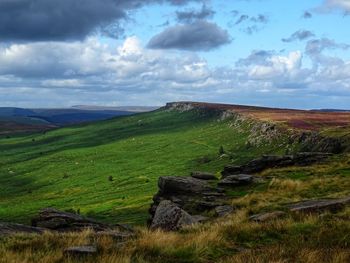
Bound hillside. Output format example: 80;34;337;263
0;102;349;262
0;106;156;134
0;103;298;225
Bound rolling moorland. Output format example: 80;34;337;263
0;106;157;135
0;102;350;262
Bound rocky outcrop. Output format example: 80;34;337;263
0;223;45;237
31;208;113;232
149;175;235;228
191;171;217;180
218;174;254;187
297;132;345;154
165;102;350;154
287;196;350;214
222;152;332;177
150;201;196;231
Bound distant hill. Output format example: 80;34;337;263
312;109;350;112
0;107;36;117
0;106;158;134
72;105;159;112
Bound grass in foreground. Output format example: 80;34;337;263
1;208;348;263
0;155;349;263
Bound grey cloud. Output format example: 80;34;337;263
176;5;215;23
236;50;275;66
305;38;350;67
306;38;350;55
250;14;269;24
229;13;269;34
282;30;315;43
0;0;200;41
231;10;240;17
147;20;231;51
302;11;313;19
235;15;249;25
234;14;268;25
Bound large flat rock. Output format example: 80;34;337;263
218;174;254;187
287;196;350;214
158;176;215;195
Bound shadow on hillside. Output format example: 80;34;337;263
0;110;221;165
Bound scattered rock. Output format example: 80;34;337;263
215;205;234;217
218;174;254;187
287;196;350;214
0;223;45;237
150;200;196;231
249;211;287;223
64;246;97;257
191;171;217;180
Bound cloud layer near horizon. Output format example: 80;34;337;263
1;36;349;108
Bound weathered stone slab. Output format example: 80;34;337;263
218;174;254;187
287;196;350;214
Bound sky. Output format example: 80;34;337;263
0;0;350;109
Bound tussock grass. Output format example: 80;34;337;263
1;207;349;262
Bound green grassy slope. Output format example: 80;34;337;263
0;108;287;225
